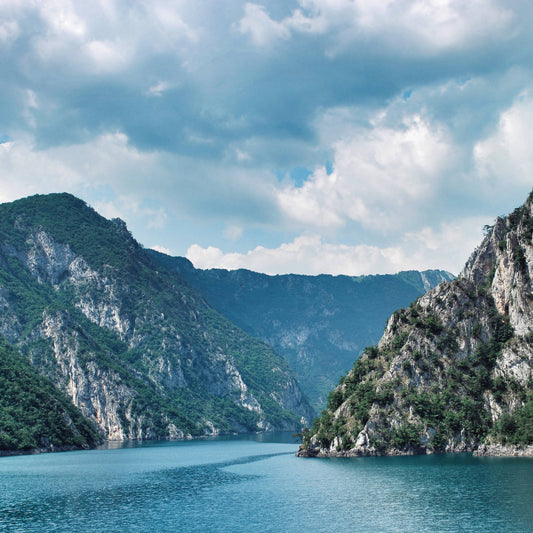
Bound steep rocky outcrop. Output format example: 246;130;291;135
0;194;313;445
298;191;533;457
149;250;453;409
0;336;101;453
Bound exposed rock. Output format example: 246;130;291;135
150;248;454;410
299;190;533;458
0;193;313;445
474;444;533;457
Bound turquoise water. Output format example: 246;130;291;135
1;434;533;532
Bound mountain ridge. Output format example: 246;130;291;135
298;190;533;457
149;248;453;410
0;193;313;451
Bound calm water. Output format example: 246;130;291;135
1;433;533;532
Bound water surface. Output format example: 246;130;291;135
1;434;532;532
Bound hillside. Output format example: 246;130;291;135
0;336;101;453
149;250;453;409
0;193;313;446
298;191;533;457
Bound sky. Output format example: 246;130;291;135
1;0;533;276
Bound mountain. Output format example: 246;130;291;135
148;250;453;410
298;191;533;457
0;336;101;453
0;193;313;450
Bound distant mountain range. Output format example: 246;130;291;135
0;192;452;454
150;251;453;409
299;190;533;457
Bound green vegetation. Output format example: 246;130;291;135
493;399;533;445
0;193;313;448
0;337;101;451
302;275;527;453
0;193;141;272
151;247;454;410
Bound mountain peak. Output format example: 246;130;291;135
299;189;533;457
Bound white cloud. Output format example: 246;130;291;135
237;0;513;55
150;244;175;256
0;19;19;44
278;113;453;230
187;217;485;276
223;225;244;241
147;81;173;97
15;0;198;75
92;200;124;220
94;196;167;231
474;93;533;187
82;39;130;73
0;138;84;203
237;3;290;46
39;0;86;38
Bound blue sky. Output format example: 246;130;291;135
1;0;533;275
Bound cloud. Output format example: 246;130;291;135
238;0;514;56
277;112;454;231
0;131;281;235
474;93;533;189
187;217;486;276
1;0;533;277
237;3;290;47
223;225;244;241
150;244;175;256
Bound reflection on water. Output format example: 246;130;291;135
1;435;532;533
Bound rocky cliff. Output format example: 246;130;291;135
0;194;313;445
298;191;533;457
149;250;453;410
0;336;101;453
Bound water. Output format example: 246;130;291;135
1;433;533;532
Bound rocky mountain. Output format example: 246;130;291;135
0;336;101;453
0;193;313;450
298;191;533;457
149;250;453;410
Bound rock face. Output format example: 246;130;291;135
0;336;102;453
298;191;533;457
149;250;453;410
0;194;313;443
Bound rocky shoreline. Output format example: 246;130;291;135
0;444;92;458
473;444;533;457
297;443;533;458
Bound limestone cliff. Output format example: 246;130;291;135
299;191;533;457
149;250;453;410
0;194;313;443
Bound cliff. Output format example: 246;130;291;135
0;193;313;446
0;336;101;453
298;191;533;457
149;250;453;409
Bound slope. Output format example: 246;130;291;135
299;190;533;457
0;193;313;443
149;250;453;409
0;336;101;453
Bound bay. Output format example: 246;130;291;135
1;433;532;532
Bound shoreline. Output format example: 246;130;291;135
0;444;91;457
297;443;533;458
0;429;300;458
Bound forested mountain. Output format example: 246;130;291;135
0;193;313;452
149;250;453;409
0;336;101;453
299;191;533;457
